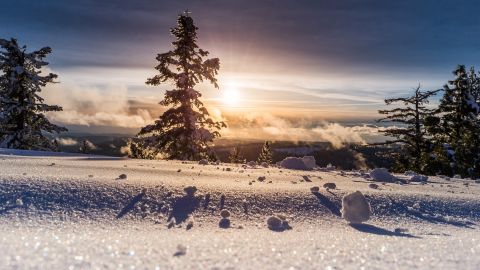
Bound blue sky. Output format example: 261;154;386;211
1;0;480;139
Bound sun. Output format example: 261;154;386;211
221;84;241;106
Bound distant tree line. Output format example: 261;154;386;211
378;66;480;178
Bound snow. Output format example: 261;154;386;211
302;155;316;169
405;171;429;182
14;66;24;74
279;156;313;170
198;159;208;165
0;149;479;269
466;93;480;113
370;168;396;182
341;191;372;224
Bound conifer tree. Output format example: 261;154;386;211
432;65;480;177
257;141;273;164
377;85;440;172
80;140;89;154
135;12;226;160
0;38;66;150
229;146;245;164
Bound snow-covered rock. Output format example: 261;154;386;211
302;156;316;169
198;159;208;165
260;162;269;168
247;161;256;167
341;191;371;224
318;163;335;172
219;218;230;228
323;182;336;189
266;214;291;231
220;209;230;218
405;171;428;182
369;168;396;182
279;157;311;170
368;183;379;189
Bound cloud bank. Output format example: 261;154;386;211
43;82;154;128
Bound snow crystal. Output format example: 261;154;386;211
16;198;23;206
369;168;396;182
341;191;371;224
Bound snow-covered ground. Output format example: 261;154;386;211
0;149;479;269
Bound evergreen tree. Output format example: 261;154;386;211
377;85;440;173
80;140;89;154
257;141;273;164
433;65;480;177
0;38;66;150
135;12;226;160
126;139;157;159
229;146;245;164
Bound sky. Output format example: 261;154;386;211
2;0;480;142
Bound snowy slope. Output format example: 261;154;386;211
0;149;479;269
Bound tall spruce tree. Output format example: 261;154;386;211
0;38;66;150
433;65;480;177
377;85;440;173
135;12;226;160
257;141;273;164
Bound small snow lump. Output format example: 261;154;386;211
183;186;197;197
341;191;372;224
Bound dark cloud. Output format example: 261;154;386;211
2;0;480;74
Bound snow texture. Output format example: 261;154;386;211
0;149;480;269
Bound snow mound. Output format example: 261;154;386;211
198;159;208;165
302;156;316;169
341;191;371;224
404;171;428;182
266;214;291;231
279;156;315;170
220;209;230;218
369;168;396;182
